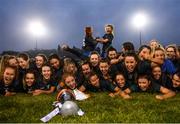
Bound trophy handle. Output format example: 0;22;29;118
56;89;75;102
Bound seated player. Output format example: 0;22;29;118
82;26;98;52
96;24;114;58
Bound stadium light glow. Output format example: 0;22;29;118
28;21;46;36
131;12;149;46
28;20;46;49
132;13;148;29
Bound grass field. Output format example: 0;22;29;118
0;92;180;123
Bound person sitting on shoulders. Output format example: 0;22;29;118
96;24;114;58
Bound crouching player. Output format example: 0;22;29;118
136;74;176;100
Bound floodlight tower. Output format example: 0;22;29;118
132;13;148;46
28;21;46;50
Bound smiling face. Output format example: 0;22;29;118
116;74;126;88
50;58;60;69
99;62;109;76
17;57;29;69
150;41;158;49
3;67;16;85
108;50;117;60
90;54;100;67
8;58;18;67
25;73;35;86
105;25;113;34
152;66;162;80
81;64;91;77
138;78;150;91
124;56;137;73
42;66;51;80
138;48;151;60
89;74;100;87
65;63;77;74
64;75;76;89
166;47;176;59
172;74;180;88
154;49;165;62
35;56;45;69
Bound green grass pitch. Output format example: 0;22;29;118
0;92;179;123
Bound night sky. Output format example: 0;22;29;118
0;0;180;53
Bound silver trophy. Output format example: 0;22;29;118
40;89;84;122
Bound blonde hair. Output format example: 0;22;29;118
0;55;18;79
63;61;77;75
149;39;166;58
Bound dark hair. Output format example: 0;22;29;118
80;60;90;67
138;45;151;54
99;58;110;65
23;69;37;85
89;51;100;56
152;65;161;70
106;24;114;31
107;46;117;54
137;74;150;81
88;72;98;81
89;51;101;62
114;72;125;81
173;69;180;77
85;26;93;37
41;63;53;73
24;69;37;78
48;53;63;67
48;53;61;61
122;42;135;52
124;51;139;62
8;55;17;60
17;53;29;61
36;54;47;62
